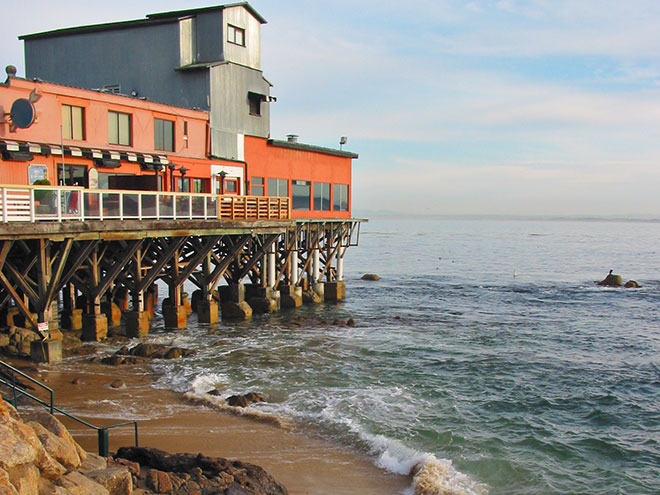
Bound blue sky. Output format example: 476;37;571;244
3;1;660;216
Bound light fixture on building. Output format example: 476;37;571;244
339;136;348;150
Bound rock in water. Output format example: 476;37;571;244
624;280;641;288
596;272;622;287
361;273;380;281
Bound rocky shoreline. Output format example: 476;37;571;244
0;393;289;495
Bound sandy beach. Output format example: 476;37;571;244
9;358;410;495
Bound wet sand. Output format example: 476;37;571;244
24;361;410;495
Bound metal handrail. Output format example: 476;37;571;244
0;360;138;457
0;185;291;223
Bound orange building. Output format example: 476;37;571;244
1;73;356;219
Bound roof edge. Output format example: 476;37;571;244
267;139;358;159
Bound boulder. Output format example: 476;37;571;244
28;422;81;471
596;271;622;287
78;454;107;474
226;392;266;408
115;447;288;495
0;468;19;495
6;463;39;495
85;468;133;495
361;273;380;281
0;422;38;470
624;280;641;288
20;410;86;466
58;471;109;495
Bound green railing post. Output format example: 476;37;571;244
97;428;109;457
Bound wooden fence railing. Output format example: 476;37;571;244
0;185;291;223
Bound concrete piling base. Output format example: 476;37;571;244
221;301;253;320
279;285;303;308
82;314;108;342
324;281;346;301
162;304;187;329
30;338;62;364
102;302;122;328
61;308;83;331
197;300;219;324
125;311;150;338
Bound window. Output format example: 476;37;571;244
62;105;85;140
292;180;311;210
251;177;264;196
192;178;208;193
333;184;349;211
248;93;262;116
154;118;175;151
227;24;245;46
108;111;131;146
314;182;331;211
267;178;288;197
225;179;238;193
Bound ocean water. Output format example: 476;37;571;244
132;218;659;494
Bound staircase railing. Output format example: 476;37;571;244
0;360;138;457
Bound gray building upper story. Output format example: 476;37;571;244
20;2;273;161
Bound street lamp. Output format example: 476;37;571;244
167;163;176;192
179;166;188;192
218;170;227;195
153;163;163;191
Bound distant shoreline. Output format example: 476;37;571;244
354;212;660;223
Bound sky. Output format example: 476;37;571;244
3;1;660;217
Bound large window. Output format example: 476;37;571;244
154;118;175;151
108;111;131;146
268;178;288;197
192;178;208;193
314;182;331;211
251;177;264;196
333;184;349;211
62;105;85;140
227;24;245;46
292;180;311;210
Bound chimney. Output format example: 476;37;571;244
286;134;299;143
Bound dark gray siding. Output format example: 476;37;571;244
195;10;224;64
24;22;210;111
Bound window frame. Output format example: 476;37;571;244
227;24;245;46
333;183;349;211
108;110;131;146
251;177;264;196
267;178;288;197
62;104;85;141
314;182;331;211
292;180;311;211
154;117;175;152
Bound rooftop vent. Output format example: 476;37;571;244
286;134;299;143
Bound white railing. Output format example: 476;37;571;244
0;185;291;223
